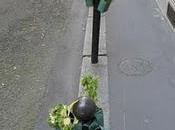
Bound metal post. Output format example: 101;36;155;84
91;0;101;64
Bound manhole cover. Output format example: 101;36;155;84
119;58;153;76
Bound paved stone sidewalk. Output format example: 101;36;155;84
107;0;175;130
79;7;110;130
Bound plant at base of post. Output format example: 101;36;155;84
80;73;99;102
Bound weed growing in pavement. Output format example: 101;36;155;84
80;73;99;102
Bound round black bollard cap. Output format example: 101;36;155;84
73;96;96;122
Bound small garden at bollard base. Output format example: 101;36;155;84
48;73;107;130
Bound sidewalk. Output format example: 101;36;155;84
79;7;110;129
106;0;175;130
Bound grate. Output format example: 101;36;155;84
167;2;175;28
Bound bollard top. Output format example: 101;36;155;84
72;96;96;122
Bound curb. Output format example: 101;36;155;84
79;7;110;129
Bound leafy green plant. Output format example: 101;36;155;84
48;101;78;130
80;73;99;102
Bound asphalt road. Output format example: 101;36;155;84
106;0;175;130
0;0;87;130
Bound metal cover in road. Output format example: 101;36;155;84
119;58;153;76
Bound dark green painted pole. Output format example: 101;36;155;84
91;0;101;64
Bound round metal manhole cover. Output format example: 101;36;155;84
119;58;153;76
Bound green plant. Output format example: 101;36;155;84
48;101;78;130
80;73;99;102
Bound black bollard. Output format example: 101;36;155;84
91;0;101;64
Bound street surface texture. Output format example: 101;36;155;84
0;0;87;130
107;0;175;130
